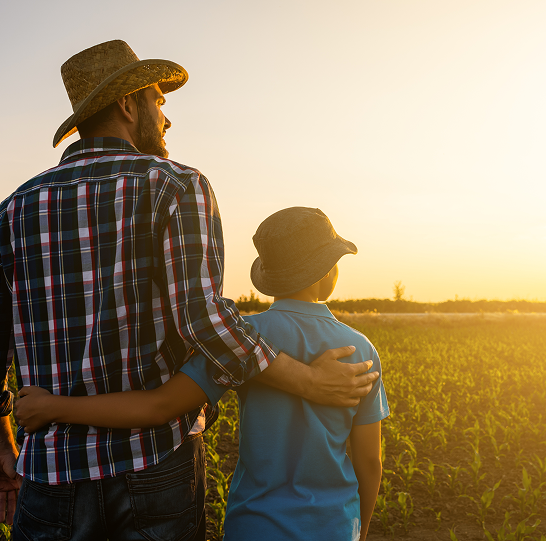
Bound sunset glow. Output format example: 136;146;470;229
1;0;545;302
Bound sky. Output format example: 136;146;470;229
1;0;545;302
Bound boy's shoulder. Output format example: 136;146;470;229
243;307;376;353
332;318;373;343
329;318;378;359
242;309;291;332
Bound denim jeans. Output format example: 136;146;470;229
13;435;206;541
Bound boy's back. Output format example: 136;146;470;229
223;299;389;541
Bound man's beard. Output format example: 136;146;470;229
134;104;169;158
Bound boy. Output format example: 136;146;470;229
17;207;389;540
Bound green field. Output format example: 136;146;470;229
3;314;545;541
206;314;546;540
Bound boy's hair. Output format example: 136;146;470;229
250;207;357;297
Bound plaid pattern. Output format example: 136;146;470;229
0;137;278;484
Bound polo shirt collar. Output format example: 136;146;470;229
60;137;140;164
268;298;335;319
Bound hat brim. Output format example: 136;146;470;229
53;58;188;148
250;235;357;297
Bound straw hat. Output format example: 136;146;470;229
250;207;357;297
53;40;188;148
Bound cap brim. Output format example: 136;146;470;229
53;58;188;147
250;236;357;297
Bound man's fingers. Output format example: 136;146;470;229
314;346;356;364
357;370;380;385
17;387;27;398
0;493;5;525
351;381;374;399
347;360;373;376
329;345;356;360
6;489;17;525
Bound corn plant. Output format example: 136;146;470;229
485;513;541;541
394;451;421;492
463;480;501;530
0;524;10;541
468;443;486;487
421;459;439;498
465;420;481;450
510;467;544;517
531;455;546;487
442;464;467;496
396;492;414;534
203;391;240;538
374;493;395;537
434;509;442;530
205;445;233;537
216;391;239;443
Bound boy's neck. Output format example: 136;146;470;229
273;267;336;304
274;290;320;304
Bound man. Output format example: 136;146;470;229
0;40;378;540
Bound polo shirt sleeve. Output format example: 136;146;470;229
353;346;390;425
163;171;278;390
179;350;229;405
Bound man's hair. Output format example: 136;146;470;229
76;101;118;136
77;89;146;136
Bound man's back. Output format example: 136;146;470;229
0;137;219;483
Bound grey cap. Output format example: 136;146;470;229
250;207;357;297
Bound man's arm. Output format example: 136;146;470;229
16;373;209;433
0;254;21;525
350;422;382;540
254;348;379;407
0;415;21;525
163;174;379;405
16;346;379;432
163;176;279;387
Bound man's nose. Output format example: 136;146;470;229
164;116;172;130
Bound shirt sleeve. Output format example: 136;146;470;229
163;170;278;388
353;347;390;425
179;350;229;405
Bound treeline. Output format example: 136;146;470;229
235;292;546;313
326;298;546;313
235;291;271;312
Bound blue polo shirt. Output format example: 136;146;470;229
180;299;389;541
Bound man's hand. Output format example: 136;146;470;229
0;449;20;525
254;347;380;407
15;386;55;434
0;415;21;526
306;346;379;407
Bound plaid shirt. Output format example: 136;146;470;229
0;137;278;484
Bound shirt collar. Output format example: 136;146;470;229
60;137;140;164
268;298;335;319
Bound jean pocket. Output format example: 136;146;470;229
127;458;197;541
16;480;74;541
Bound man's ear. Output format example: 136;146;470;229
115;94;138;124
